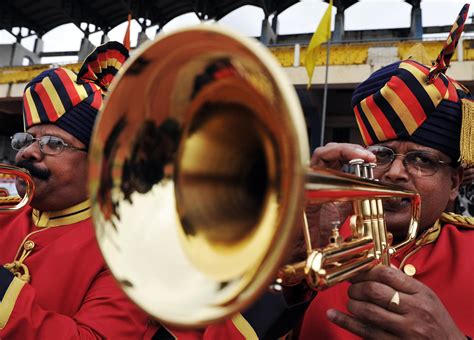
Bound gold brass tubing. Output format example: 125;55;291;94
350;160;363;228
276;211;312;286
360;199;374;239
376;198;390;265
279;236;375;287
308;253;377;289
304;168;417;203
369;198;383;260
302;212;313;255
360;165;379;249
277;260;307;286
323;255;377;287
320;237;374;263
0;164;35;212
367;163;390;265
393;194;421;252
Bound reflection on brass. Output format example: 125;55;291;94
88;26;421;328
121;119;181;202
0;164;35;212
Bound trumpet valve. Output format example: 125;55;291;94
328;223;343;247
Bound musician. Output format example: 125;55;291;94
299;6;474;338
0;42;152;338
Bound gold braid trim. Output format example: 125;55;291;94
3;240;35;283
0;278;25;329
231;313;259;339
460;99;474;166
440;212;474;229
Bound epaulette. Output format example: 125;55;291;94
440;212;474;229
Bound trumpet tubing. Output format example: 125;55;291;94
0;164;35;213
88;25;421;327
276;165;420;290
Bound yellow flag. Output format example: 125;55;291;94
404;43;432;65
305;0;333;89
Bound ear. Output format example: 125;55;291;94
448;166;464;202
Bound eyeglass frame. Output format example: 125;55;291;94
366;145;452;177
10;132;88;156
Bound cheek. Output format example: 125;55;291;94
49;155;88;185
416;177;451;222
64;159;88;182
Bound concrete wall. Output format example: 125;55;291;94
0;44;40;67
283;60;474;89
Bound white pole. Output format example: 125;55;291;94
294;43;301;67
457;37;464;62
320;39;331;146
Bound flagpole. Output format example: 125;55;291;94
305;0;333;147
320;38;331;146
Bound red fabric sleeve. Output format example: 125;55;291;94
0;268;152;339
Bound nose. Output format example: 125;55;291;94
16;141;43;163
380;155;409;183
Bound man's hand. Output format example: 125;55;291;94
326;266;465;340
310;142;376;170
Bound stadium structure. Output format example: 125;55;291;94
1;0;473;164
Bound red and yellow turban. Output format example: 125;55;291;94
22;41;129;147
352;4;473;165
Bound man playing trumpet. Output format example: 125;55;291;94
299;4;474;339
0;42;151;339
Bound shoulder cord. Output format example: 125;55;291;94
3;227;51;283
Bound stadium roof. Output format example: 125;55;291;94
1;0;421;38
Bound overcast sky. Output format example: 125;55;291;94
0;0;472;63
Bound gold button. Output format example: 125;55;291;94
24;240;35;251
403;264;416;276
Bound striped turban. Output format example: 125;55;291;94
352;4;474;165
22;41;129;147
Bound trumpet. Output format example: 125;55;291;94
277;161;420;290
0;164;35;212
88;25;420;327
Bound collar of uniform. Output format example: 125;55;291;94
414;219;442;247
415;211;474;247
32;199;91;228
395;218;442;268
439;211;474;229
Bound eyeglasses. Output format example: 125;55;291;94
11;132;87;156
367;145;450;177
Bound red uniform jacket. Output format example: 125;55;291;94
0;200;151;339
299;220;474;339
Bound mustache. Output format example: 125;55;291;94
16;160;51;180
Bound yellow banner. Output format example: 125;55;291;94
305;0;333;89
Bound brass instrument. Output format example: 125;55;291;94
88;26;420;327
277;160;420;290
0;164;35;212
